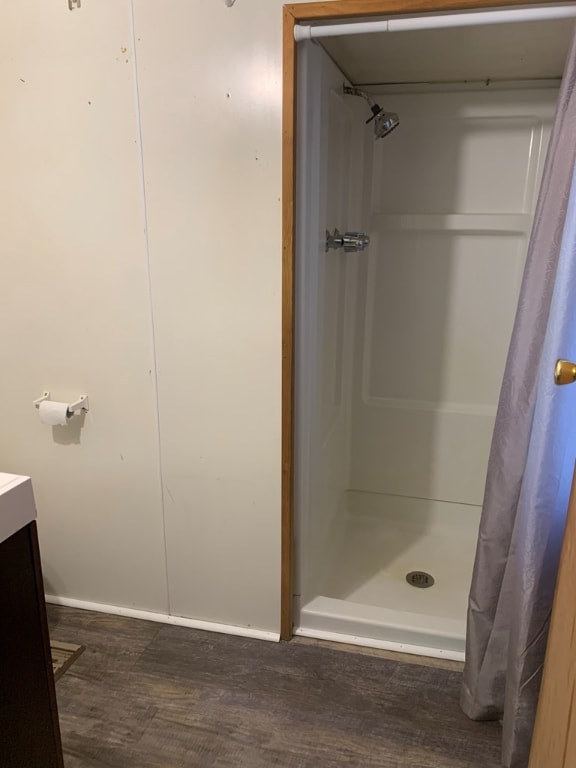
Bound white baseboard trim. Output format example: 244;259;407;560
46;595;280;643
294;627;465;662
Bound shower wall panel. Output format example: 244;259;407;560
295;42;369;604
350;89;558;507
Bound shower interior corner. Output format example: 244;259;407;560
294;14;573;660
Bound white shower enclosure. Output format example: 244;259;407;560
294;13;572;659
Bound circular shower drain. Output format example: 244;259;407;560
406;571;435;588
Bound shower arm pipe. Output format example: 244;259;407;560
343;85;377;110
293;4;576;41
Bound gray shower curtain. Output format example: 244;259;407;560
461;26;576;768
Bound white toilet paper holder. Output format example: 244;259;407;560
33;391;90;416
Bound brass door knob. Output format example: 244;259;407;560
555;359;576;385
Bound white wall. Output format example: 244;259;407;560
132;0;286;630
0;0;328;632
0;1;168;612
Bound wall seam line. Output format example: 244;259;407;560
129;0;172;616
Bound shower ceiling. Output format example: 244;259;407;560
318;18;574;85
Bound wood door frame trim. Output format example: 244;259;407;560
280;0;551;641
529;463;576;766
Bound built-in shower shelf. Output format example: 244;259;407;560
372;213;532;234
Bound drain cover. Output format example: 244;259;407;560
406;571;435;588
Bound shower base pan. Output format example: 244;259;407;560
296;491;481;661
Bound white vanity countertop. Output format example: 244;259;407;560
0;473;37;545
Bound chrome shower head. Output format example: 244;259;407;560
343;84;399;140
373;109;400;139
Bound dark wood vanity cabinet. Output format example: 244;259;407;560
0;522;64;768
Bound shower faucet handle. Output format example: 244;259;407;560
326;229;370;253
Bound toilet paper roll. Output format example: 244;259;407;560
38;401;70;426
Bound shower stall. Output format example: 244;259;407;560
293;9;574;659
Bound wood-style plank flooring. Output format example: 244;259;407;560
47;605;501;768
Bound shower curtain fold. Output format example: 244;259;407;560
461;25;576;768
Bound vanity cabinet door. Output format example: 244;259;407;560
0;522;64;768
